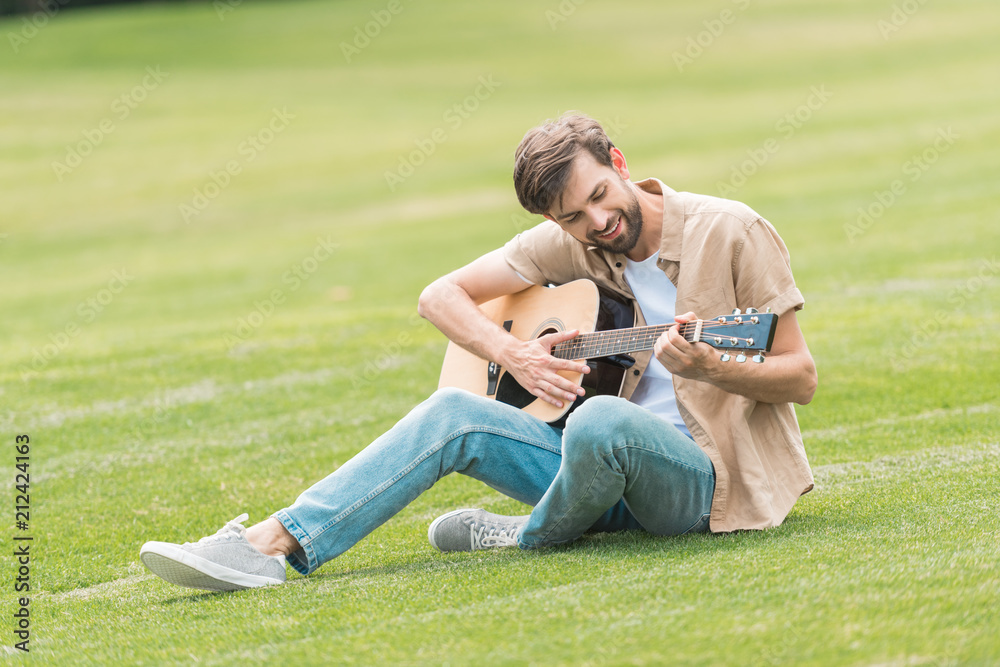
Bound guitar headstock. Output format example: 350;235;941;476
692;308;777;363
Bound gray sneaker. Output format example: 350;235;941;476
428;508;528;552
140;514;286;592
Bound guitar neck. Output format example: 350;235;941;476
551;322;696;360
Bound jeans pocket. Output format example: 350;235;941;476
681;512;712;535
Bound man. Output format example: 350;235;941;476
140;114;817;591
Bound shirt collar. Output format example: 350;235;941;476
634;177;684;263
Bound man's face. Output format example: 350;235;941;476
546;150;643;255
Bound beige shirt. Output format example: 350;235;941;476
502;178;813;532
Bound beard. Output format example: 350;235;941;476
585;186;644;255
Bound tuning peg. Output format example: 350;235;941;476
720;353;731;362
752;354;765;363
746;307;758;314
736;354;747;363
732;308;741;315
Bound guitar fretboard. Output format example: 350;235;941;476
550;320;756;360
551;322;695;359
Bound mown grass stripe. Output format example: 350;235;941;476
802;403;998;440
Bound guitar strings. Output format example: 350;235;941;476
551;321;762;358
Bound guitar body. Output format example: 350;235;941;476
438;280;635;424
438;278;777;424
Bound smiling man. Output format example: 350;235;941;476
140;113;817;591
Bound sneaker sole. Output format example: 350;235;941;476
427;508;481;552
140;542;285;592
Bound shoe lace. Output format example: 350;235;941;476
186;513;249;546
470;522;520;550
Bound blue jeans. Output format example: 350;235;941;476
274;388;715;575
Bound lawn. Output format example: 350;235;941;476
1;0;998;664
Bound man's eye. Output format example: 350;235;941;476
594;189;605;200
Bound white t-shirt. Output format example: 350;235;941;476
623;251;692;438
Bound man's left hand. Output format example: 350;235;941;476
653;312;715;381
654;309;818;405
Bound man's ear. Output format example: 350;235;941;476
610;147;630;181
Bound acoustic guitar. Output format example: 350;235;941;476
438;279;777;423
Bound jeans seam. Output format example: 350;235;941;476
526;442;714;546
610;442;715;479
272;509;316;575
680;512;712;536
296;424;561;551
531;456;610;545
610;443;714;535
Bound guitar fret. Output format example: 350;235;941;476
554;322;703;359
440;279;777;430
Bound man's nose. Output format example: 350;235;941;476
586;206;609;230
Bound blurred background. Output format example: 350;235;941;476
1;0;998;662
4;0;996;433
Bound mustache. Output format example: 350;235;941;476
588;211;624;240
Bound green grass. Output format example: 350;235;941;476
2;0;998;663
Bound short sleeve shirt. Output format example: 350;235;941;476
501;178;813;532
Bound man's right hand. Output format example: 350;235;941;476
498;329;590;408
418;249;590;408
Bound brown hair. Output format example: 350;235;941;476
513;113;615;216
